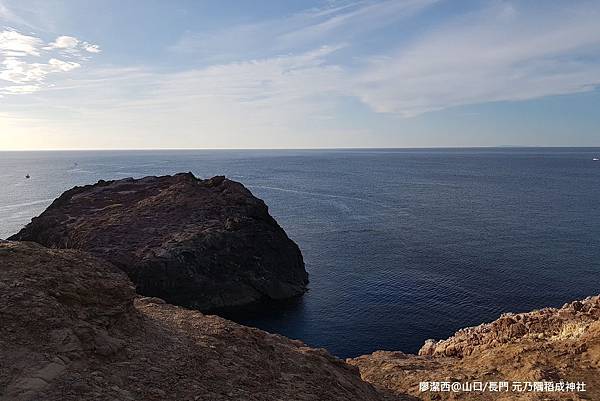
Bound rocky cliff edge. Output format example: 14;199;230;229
349;296;600;400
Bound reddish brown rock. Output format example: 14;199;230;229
9;173;308;311
349;296;600;400
0;241;408;401
417;297;600;358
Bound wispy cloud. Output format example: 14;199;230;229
166;1;600;118
21;46;347;130
171;0;438;61
353;1;600;116
0;0;36;30
276;0;438;49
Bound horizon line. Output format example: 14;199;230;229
2;145;600;152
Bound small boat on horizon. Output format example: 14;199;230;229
25;174;30;179
594;158;599;161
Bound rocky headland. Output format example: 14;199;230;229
9;173;308;312
0;241;409;401
3;173;599;400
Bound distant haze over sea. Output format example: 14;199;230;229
1;148;599;357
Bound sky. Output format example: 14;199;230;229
0;0;599;150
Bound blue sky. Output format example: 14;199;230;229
1;0;599;149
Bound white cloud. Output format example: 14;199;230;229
45;35;101;54
0;57;80;84
82;42;101;53
0;57;45;83
47;35;79;50
0;29;98;95
48;58;80;71
1;84;39;94
0;29;43;56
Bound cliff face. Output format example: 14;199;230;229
9;173;308;311
349;297;600;400
0;241;408;401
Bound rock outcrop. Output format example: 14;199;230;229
9;173;308;311
0;241;409;401
349;297;600;400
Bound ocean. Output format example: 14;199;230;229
1;148;599;358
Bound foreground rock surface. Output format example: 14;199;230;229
9;173;308;311
0;241;409;401
349;297;600;400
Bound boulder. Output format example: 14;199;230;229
9;173;308;311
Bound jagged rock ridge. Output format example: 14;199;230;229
349;296;600;400
9;173;308;311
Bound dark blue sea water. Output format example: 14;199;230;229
1;148;599;358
